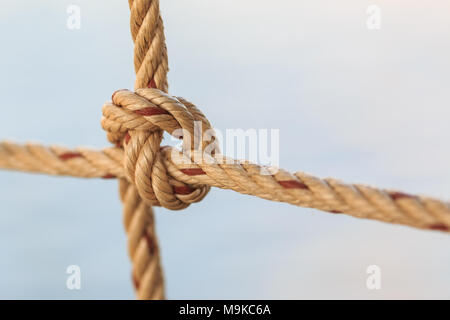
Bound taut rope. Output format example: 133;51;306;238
120;0;169;299
1;89;449;231
0;0;448;299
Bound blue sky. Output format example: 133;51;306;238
0;0;449;299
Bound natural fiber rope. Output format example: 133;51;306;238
121;0;168;299
0;0;449;301
129;0;169;91
1;88;449;233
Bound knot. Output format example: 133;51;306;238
101;88;218;210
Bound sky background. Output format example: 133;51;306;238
0;0;449;299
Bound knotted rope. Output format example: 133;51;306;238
116;0;171;300
0;0;449;300
2;88;449;233
104;88;213;209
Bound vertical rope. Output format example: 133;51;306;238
129;0;169;91
120;0;169;300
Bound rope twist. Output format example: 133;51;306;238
0;0;449;301
102;88;216;210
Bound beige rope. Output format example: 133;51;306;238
122;0;168;299
1;88;449;233
0;0;448;301
106;89;212;210
129;0;169;91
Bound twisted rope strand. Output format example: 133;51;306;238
1;0;448;301
2;141;448;232
1;86;448;234
123;0;169;299
129;0;169;91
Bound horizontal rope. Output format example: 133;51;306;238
1;140;449;233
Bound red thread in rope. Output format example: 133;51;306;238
134;107;169;117
102;174;116;179
429;224;449;231
124;132;131;145
148;79;157;89
59;152;82;161
173;185;194;195
389;192;416;200
180;168;206;176
278;180;308;190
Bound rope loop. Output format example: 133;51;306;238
102;88;218;210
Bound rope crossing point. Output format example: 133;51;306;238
0;0;449;299
2;89;450;228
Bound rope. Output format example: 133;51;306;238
122;0;168;300
0;0;449;300
129;0;169;91
1;88;449;233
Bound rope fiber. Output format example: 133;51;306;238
1;88;449;233
0;0;448;300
